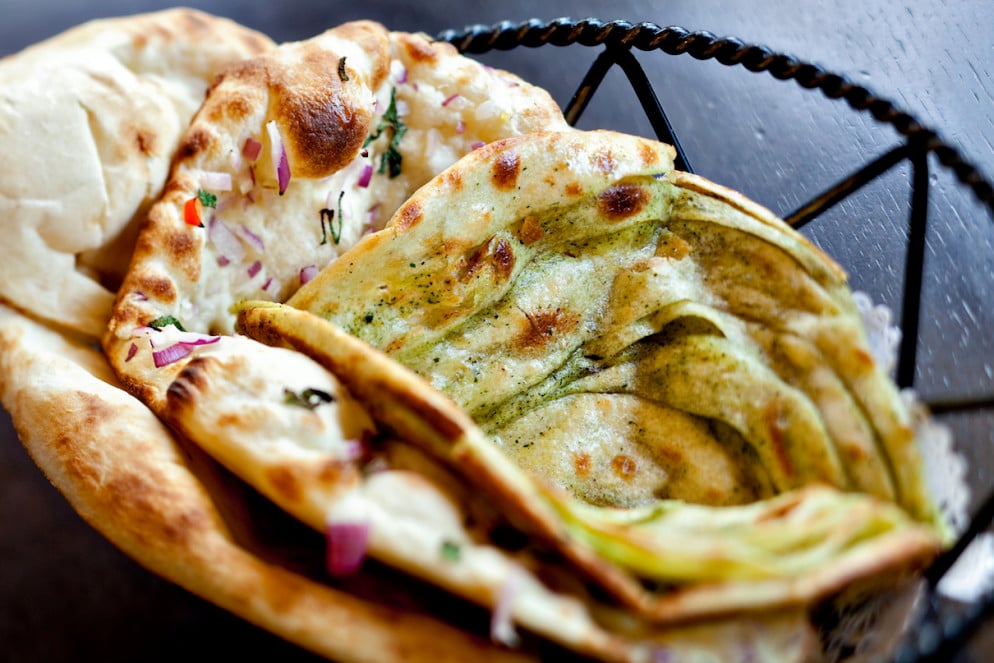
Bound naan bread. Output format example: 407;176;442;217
0;9;274;338
0;304;533;663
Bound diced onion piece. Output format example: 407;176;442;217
342;435;372;463
397;67;408;84
176;334;221;347
357;163;373;188
471;141;486;150
208;216;246;263
201;171;232;192
652;647;673;663
217;255;230;267
247;260;262;278
491;567;522;647
300;264;318;285
456;120;466;135
442;93;460;107
367;203;382;234
325;520;370;576
152;342;194;368
242;136;263;161
266;120;291;195
238;224;265;252
125;343;138;362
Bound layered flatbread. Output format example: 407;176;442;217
236;130;943;625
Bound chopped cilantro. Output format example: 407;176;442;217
148;315;186;331
440;539;461;562
362;87;407;178
319;204;343;246
197;189;218;208
336;191;346;238
283;387;336;410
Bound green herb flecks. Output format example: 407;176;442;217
440;539;462;562
319;195;344;246
283;387;336;410
148;315;186;331
362;87;407;179
197;189;218;208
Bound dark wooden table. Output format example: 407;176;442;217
3;1;993;660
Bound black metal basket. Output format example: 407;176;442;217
437;17;994;662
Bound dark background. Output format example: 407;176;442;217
2;1;993;660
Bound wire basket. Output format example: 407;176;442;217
437;17;994;662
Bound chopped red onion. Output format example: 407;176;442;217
242;136;263;161
300;264;318;285
125;343;138;362
342;439;364;462
152;342;194;368
442;93;460;107
325;520;370;576
652;647;672;663
471;141;486;150
178;335;221;347
238;224;265;252
397;67;408;84
491;568;522;647
133;291;148;302
367;203;382;233
217;255;230;267
456;120;466;135
262;277;273;292
247;260;262;278
266;120;291;195
357;163;373;188
208;216;246;263
201;171;232;192
145;328;221;368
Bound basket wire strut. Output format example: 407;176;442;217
438;17;994;661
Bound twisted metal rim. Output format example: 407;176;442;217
437;16;994;663
437;17;994;215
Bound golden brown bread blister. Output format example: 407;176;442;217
0;9;275;338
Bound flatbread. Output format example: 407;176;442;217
236;129;943;625
0;304;531;663
288;129;939;526
0;9;274;338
